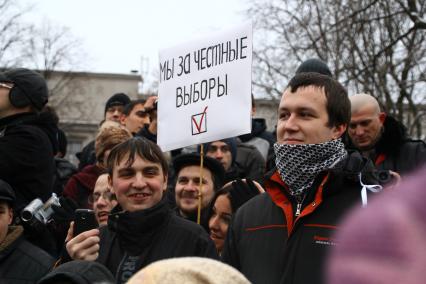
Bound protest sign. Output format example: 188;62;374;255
158;22;252;151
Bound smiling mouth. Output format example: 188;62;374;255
128;192;151;199
97;211;108;218
210;232;223;240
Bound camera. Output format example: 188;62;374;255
21;193;60;227
376;170;393;184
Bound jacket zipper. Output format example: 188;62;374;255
295;194;306;217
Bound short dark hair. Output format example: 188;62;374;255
122;99;147;116
106;137;168;177
286;72;350;127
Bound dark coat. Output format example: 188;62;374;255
344;116;426;175
0;226;55;284
0;113;56;213
97;199;218;283
222;152;379;284
76;140;96;171
63;164;103;209
53;157;78;196
233;143;266;184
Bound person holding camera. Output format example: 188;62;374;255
346;93;426;184
0;179;55;283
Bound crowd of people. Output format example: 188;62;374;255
0;59;425;284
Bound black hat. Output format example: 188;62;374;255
0;68;48;110
295;58;333;77
0;179;16;205
104;93;131;115
37;260;115;284
173;153;226;190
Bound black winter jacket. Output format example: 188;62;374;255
0;226;54;283
0;113;56;213
97;199;218;283
222;151;379;284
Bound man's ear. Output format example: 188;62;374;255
108;174;115;193
8;207;13;225
379;112;386;124
119;114;127;126
332;124;347;139
163;175;168;191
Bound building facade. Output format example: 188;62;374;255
47;71;141;165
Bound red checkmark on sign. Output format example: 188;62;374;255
192;106;208;134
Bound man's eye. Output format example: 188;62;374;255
119;170;134;178
279;113;289;120
300;112;312;117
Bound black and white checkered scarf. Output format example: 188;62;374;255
273;139;347;196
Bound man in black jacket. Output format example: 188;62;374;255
0;179;55;283
65;137;217;283
222;73;380;284
0;68;56;214
346;93;426;180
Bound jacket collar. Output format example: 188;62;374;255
108;198;170;255
0;226;23;258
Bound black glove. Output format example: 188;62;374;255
52;196;78;223
228;178;260;212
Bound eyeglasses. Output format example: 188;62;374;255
0;83;12;89
88;191;116;203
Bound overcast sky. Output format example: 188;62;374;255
22;0;248;79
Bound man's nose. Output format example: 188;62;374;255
284;114;299;131
96;196;107;207
355;126;365;136
133;173;147;188
184;180;198;192
214;149;224;159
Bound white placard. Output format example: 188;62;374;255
157;22;252;151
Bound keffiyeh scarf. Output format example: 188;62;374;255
274;139;347;196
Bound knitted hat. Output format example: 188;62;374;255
295;58;332;77
104;93;131;115
327;166;426;284
95;125;132;165
127;257;250;284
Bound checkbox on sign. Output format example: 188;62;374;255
191;106;208;135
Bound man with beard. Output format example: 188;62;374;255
222;73;379;284
346;93;426;181
173;153;225;231
65;138;217;283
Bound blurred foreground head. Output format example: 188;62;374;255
327;166;426;284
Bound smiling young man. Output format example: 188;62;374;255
173;153;225;231
222;73;379;284
65;137;217;283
